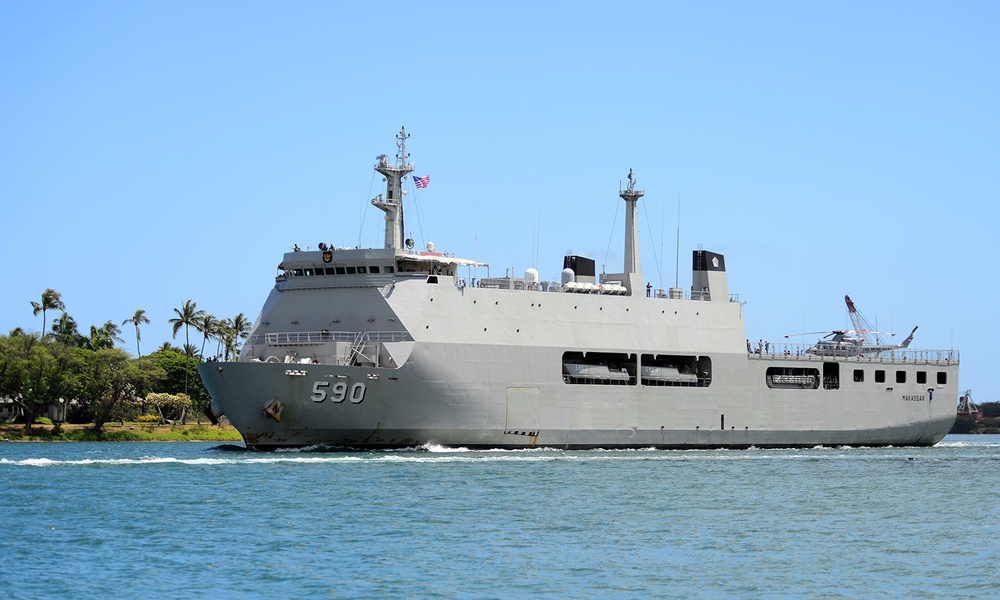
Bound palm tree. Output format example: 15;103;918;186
157;341;180;353
196;313;218;360
168;299;205;394
229;313;252;361
85;320;124;350
122;309;151;357
51;313;82;346
31;289;65;337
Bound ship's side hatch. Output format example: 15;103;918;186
823;362;840;390
504;387;540;437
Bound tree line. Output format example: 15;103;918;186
1;288;251;432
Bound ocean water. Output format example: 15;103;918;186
2;436;998;599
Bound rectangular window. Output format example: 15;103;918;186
335;267;346;275
346;266;357;275
304;268;314;276
357;266;367;274
386;266;395;273
369;266;381;274
640;354;711;387
766;366;819;389
937;372;948;385
896;370;906;383
853;369;864;383
917;371;927;384
875;370;886;383
563;351;636;386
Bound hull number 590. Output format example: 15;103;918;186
311;381;366;404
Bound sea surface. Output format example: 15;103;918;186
2;436;998;599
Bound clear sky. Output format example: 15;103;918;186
2;1;997;403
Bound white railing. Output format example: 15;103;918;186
250;330;413;346
747;341;959;364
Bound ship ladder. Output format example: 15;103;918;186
348;332;373;366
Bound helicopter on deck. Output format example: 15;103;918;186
785;295;918;357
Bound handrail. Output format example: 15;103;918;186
747;341;959;364
250;330;414;346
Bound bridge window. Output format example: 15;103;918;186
853;369;864;382
386;266;395;273
370;266;381;274
357;266;367;274
875;370;886;383
346;266;357;275
916;371;927;384
937;372;948;385
896;370;906;384
335;267;346;275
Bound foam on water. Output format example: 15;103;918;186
2;435;998;598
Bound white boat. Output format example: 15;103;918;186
198;128;959;449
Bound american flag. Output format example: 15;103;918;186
413;175;430;188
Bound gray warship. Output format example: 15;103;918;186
198;128;959;449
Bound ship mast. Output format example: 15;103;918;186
372;127;416;251
620;169;644;283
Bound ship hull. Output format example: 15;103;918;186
199;340;957;450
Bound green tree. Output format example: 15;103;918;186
31;288;65;338
122;309;151;357
85;321;124;351
145;392;193;424
229;313;252;361
50;313;83;346
157;341;181;353
146;348;208;414
77;347;161;433
1;337;80;430
168;300;205;395
196;313;218;360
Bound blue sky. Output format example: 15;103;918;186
2;1;997;403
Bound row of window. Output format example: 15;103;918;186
287;265;397;277
559;355;951;391
767;364;949;390
562;352;713;387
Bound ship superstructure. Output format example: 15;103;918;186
198;129;959;449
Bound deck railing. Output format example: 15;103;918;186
747;341;959;364
249;330;414;346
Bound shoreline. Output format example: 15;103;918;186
0;421;244;443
